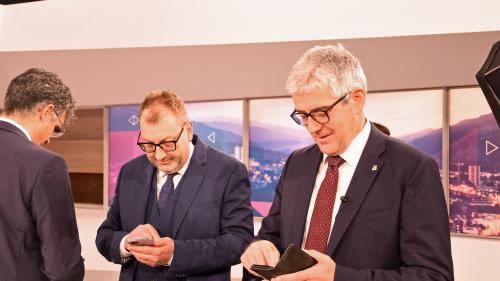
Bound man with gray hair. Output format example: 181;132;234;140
0;68;85;280
241;44;453;281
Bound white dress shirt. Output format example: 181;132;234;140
120;142;194;261
0;117;32;141
155;142;194;198
301;120;371;248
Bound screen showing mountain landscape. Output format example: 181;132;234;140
108;101;243;205
449;88;499;238
250;91;443;217
364;90;444;171
249;98;314;216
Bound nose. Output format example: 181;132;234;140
154;146;167;160
306;116;322;134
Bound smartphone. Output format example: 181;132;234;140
127;235;154;246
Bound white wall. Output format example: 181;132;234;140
451;235;500;281
1;0;500;51
0;5;4;17
76;208;120;272
0;4;5;35
1;31;499;108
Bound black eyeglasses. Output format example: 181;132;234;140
290;93;349;126
52;111;65;138
137;125;185;153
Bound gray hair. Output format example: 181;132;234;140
4;68;75;122
286;44;367;98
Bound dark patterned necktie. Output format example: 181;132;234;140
305;155;345;253
157;173;175;210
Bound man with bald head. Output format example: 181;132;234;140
96;90;253;281
241;44;453;281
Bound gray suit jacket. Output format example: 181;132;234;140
0;120;84;281
257;123;454;281
96;135;254;281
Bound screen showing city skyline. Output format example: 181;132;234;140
449;88;499;238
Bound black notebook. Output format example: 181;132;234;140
250;244;317;279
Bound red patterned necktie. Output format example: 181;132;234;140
305;155;345;253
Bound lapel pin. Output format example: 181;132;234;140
372;164;378;171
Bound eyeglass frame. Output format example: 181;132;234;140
136;124;185;153
289;92;349;126
52;111;66;138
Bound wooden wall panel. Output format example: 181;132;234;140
69;172;103;205
42;108;104;205
43;140;103;173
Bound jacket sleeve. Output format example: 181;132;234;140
31;155;85;281
335;157;454;281
255;152;296;251
95;166;130;265
168;162;254;276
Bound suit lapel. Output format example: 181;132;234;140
172;137;208;238
288;147;323;247
326;125;386;256
131;158;155;226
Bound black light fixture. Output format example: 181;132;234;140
476;40;500;127
0;0;42;5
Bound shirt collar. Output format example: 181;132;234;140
0;117;32;141
322;118;371;168
158;141;195;178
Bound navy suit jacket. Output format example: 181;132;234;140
96;136;254;281
0;121;85;281
257;123;454;281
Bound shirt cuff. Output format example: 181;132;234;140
119;234;133;258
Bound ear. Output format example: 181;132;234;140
350;89;366;113
37;104;55;121
185;120;194;141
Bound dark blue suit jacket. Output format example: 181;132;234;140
257;123;454;281
96;136;254;281
0;120;84;281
